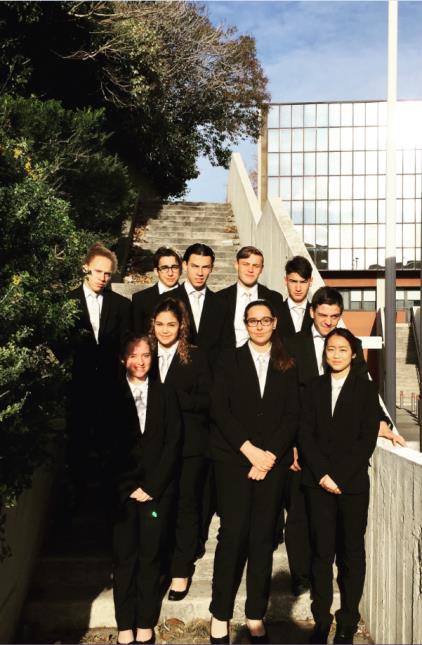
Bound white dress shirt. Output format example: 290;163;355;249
248;341;271;397
158;281;179;295
83;283;103;343
331;374;347;415
312;324;326;376
157;341;179;382
287;296;307;333
184;280;206;331
234;283;258;347
127;376;149;433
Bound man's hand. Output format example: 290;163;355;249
240;441;276;471
289;446;302;472
378;421;406;447
319;474;341;494
248;466;268;481
130;487;153;502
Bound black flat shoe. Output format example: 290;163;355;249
309;623;331;644
250;632;269;644
333;625;356;644
168;577;191;601
135;633;155;645
210;618;230;644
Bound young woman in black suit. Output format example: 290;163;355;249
209;299;299;644
111;335;181;645
299;328;380;645
149;297;212;600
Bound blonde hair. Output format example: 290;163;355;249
84;243;118;273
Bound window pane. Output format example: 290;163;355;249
341;200;353;223
341;224;352;247
378;151;386;173
268;178;279;197
379;102;387;125
366;200;378;222
329;128;340;151
341;151;353;174
378;199;385;222
403;224;415;246
268;105;280;128
304;201;315;223
292;104;303;127
304;177;316;199
280;129;291;152
366;127;378;149
366;102;378;125
341;176;353;199
303;224;315;245
403;199;415;222
292;129;304;151
366;224;378;248
316;202;328;223
316;152;328;174
329;152;340;174
280;153;291;176
280;177;291;201
304;128;316;151
353;200;365;222
341;103;353;126
366;175;378;199
317;128;328;151
292;153;303;176
403;150;415;173
316;224;328;246
268;130;280;152
304;152;316;175
354;151;365;174
378;175;386;199
328;249;340;270
378;127;387;150
280;105;291;127
341;248;352;269
395;224;402;247
317;103;329;127
329;103;341;126
328;201;340;223
366;151;378;174
304;104;316;127
354;127;365;150
329;224;340;246
354;175;365;199
316;176;328;199
291;201;303;223
396;150;403;173
378;223;385;247
354;103;365;126
354;224;365;246
354;250;365;270
396;199;402;223
329;176;340;199
403;248;415;265
341;127;353;150
366;249;378;269
292;178;303;199
396;175;402;198
403;175;415;198
268;153;279;176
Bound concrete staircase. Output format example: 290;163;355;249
396;323;420;407
121;201;240;298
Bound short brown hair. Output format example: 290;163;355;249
84;243;118;273
236;246;264;262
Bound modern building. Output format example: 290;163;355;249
260;99;422;333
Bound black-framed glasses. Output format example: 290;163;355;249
157;264;180;273
246;316;274;327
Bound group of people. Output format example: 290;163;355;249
65;241;404;645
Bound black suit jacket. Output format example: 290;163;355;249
172;284;226;366
68;285;132;389
150;347;211;457
132;283;178;335
278;300;312;338
299;372;379;493
112;377;182;503
217;283;284;348
210;344;299;467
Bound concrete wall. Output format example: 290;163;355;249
361;439;422;644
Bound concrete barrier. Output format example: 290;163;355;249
361;439;422;644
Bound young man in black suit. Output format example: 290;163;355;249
217;246;284;347
278;255;313;338
132;246;182;334
66;243;132;502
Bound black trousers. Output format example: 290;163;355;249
170;455;205;578
112;489;173;629
284;470;312;582
210;461;288;621
304;486;369;629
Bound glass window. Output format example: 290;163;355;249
416;176;421;198
341;200;353;223
280;129;291;152
366;127;378;149
316;224;328;246
292;178;303;200
268;105;280;128
329;128;341;151
353;175;365;199
328;249;340;270
378;199;386;222
354;151;365;174
396;199;402;223
341;224;352;247
316;202;328;223
354;103;366;126
351;290;362;303
403;175;415;198
329;103;341;126
280;178;291;201
329;225;340;246
280;153;291;176
303;225;315;245
354;224;365;246
354;127;365;150
378;247;385;266
366;151;378;174
396;175;402;198
341;176;353;199
341;127;353;150
304;201;315;223
304;128;316;151
268;130;280;152
292;104;303;128
268;153;279;176
341;248;352;270
328;201;340;223
366;102;378;126
378;151;386;173
366;175;378;199
354;250;365;270
378;175;386;199
292;129;304;151
316;176;328;199
291;201;303;224
378;127;387;150
395;224;402;247
280;105;291;127
316;103;329;127
378;223;385;247
341;103;353;126
268;177;279;197
366;200;378;222
292;153;303;176
396;150;403;173
379;102;387;125
403;248;415;265
403;150;415;174
316;152;328;174
366;249;378;269
304;152;316;175
304;104;316;127
317;128;328;151
329;152;340;174
304;177;316;200
341;151;353;174
353;201;365;222
329;176;340;199
403;199;415;222
366;224;378;248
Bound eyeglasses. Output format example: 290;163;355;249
246;316;274;327
157;264;180;273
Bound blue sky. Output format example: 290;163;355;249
185;0;422;202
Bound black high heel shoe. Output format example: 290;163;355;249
210;618;230;644
247;620;269;644
168;577;191;601
135;629;155;644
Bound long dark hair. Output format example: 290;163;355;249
244;299;294;372
149;297;192;365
